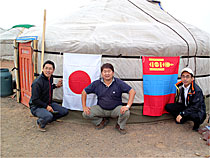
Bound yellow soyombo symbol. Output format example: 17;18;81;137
148;58;174;71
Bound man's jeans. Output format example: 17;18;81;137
30;102;69;128
82;105;130;129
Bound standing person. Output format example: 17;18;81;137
165;67;206;131
29;60;69;132
82;63;136;134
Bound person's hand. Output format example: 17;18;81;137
56;79;63;88
176;114;182;123
120;106;129;114
46;105;53;112
83;106;91;115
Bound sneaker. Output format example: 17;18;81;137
96;118;109;130
115;123;126;135
37;123;46;132
37;120;46;132
56;119;63;122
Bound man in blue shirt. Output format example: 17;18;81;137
82;63;136;134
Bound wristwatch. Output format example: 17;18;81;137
126;105;130;109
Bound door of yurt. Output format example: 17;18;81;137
18;42;34;107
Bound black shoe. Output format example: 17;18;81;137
115;123;126;135
193;122;200;131
96;118;109;130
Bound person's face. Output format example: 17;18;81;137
43;64;54;79
181;72;194;87
101;68;114;81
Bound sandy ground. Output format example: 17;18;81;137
1;59;210;157
1;97;210;158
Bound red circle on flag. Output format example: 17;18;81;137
68;70;91;94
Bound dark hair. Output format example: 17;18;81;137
43;60;55;69
101;63;114;72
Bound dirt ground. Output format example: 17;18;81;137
1;59;210;157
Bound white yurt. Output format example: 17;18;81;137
0;25;34;60
17;0;210;108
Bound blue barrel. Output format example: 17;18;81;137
0;68;13;97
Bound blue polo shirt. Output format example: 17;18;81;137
84;77;132;110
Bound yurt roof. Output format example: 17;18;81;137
0;27;5;34
19;0;210;57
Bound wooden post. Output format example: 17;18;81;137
41;9;46;72
17;28;25;37
33;40;38;80
13;27;26;102
14;40;20;102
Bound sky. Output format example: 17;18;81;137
0;0;210;34
161;0;210;34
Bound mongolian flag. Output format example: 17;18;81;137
142;56;180;116
63;53;101;111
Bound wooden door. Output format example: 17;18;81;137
19;42;34;107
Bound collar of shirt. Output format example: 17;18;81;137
182;84;190;92
101;77;115;87
182;84;190;106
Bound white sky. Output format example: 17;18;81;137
161;0;210;34
0;0;210;34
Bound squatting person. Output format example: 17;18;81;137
82;63;136;134
29;60;69;132
165;67;206;131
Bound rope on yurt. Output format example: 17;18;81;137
32;50;210;59
165;12;199;77
127;0;190;67
33;49;210;81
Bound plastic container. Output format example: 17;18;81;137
0;68;13;97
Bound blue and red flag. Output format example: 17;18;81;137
142;56;180;116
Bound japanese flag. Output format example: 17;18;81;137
63;53;101;111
